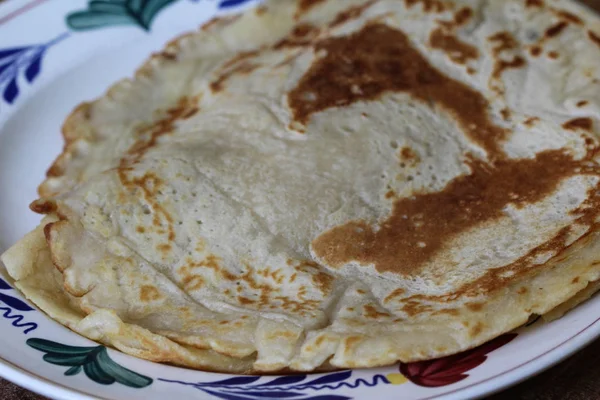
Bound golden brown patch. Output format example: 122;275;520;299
523;116;540;127
182;275;205;291
488;32;518;55
563;117;593;132
140;285;161;302
158;51;177;61
136;226;146;233
312;271;334;294
357;289;366;295
490;56;526;94
30;199;57;214
526;0;544;7
430;28;479;64
470;321;484;337
364;304;392;319
314;335;328;347
211;54;260;93
577;100;589;108
157;243;172;252
312;150;596;276
401;300;433;316
438;7;473;30
329;0;377;28
553;9;583;25
404;0;446;13
466;302;484;311
274;24;319;49
572;277;580;284
201;15;241;32
289;24;508;156
530;46;542;57
500;108;511;120
385;190;395;199
384;288;406;303
296;0;326;18
589;31;600;48
517;287;528;294
255;5;268;15
545;22;568;38
344;336;363;351
547;51;559;59
238;296;256;305
434;308;459;316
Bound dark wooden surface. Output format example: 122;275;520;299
1;337;600;399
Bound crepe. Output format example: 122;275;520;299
3;0;600;373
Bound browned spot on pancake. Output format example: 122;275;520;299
553;9;584;25
364;304;391;319
182;275;204;291
404;0;446;13
434;308;459;316
488;32;518;56
500;108;511;120
357;289;366;295
545;21;568;38
530;45;542;57
157;243;172;252
211;60;259;92
238;296;256;305
30;199;56;214
158;51;177;60
563;117;593;132
140;285;161;302
289;24;507;156
385;190;395;199
438;7;473;29
580;0;600;13
518;287;528;294
490;56;526;94
312;271;334;294
430;28;479;64
588;31;600;48
315;335;328;347
344;336;363;350
255;5;268;15
136;226;145;233
312;150;591;275
577;100;589;108
454;7;473;25
466;302;484;311
492;56;526;80
289;272;297;283
524;116;540;127
296;0;326;18
470;321;484;337
384;288;406;303
547;51;559;59
201;15;241;31
401;300;433;316
330;0;376;28
399;146;420;167
572;277;580;284
274;23;319;49
467;67;476;75
526;0;544;7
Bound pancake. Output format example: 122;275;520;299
3;0;600;372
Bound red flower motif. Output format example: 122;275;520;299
399;333;517;387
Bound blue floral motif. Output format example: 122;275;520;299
0;32;69;107
160;370;390;400
0;277;37;334
218;0;256;8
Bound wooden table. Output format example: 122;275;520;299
2;336;600;399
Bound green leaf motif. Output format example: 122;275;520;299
66;0;179;31
26;338;153;389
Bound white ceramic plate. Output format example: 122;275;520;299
0;1;599;399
